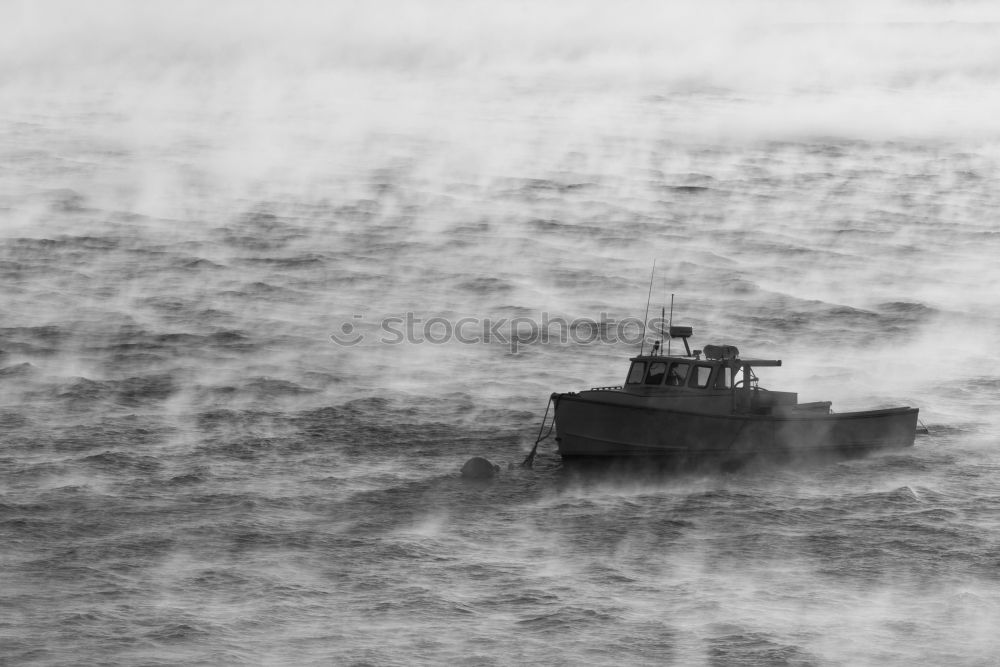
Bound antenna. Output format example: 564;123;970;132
658;306;665;353
667;293;675;356
639;261;655;355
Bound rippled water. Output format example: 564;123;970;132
4;2;1000;664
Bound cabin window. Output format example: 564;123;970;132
666;362;689;386
689;364;714;388
644;362;667;385
714;366;734;389
626;362;646;384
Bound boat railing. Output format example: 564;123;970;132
590;385;623;391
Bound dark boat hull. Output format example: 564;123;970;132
553;392;918;462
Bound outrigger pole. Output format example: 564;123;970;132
639;261;656;356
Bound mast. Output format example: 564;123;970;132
666;293;674;356
639;261;655;355
658;306;665;354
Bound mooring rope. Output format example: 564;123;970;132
522;395;556;468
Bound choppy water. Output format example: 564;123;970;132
4;2;1000;664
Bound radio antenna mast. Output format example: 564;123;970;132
658;306;665;352
639;261;655;355
667;293;675;356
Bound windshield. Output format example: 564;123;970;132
626;361;646;384
644;362;666;385
666;362;689;386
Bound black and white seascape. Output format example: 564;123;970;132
4;2;1000;664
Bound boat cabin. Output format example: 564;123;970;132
626;356;742;390
619;327;801;414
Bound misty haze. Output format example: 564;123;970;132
2;1;1000;664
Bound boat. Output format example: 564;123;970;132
533;325;919;466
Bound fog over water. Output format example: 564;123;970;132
3;1;1000;664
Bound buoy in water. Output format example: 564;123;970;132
461;457;500;479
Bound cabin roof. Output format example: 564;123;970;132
629;354;782;367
